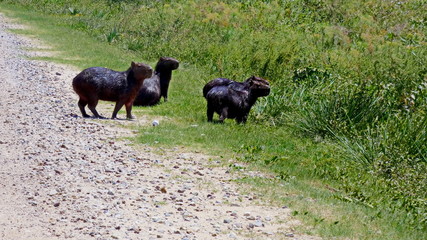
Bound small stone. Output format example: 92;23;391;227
152;120;159;126
223;219;232;223
285;233;295;237
228;233;237;238
253;220;264;227
232;223;243;229
48;189;58;196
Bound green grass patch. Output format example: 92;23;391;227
237;176;424;240
1;1;426;239
1;4;155;70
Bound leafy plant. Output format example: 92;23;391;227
105;28;119;43
67;7;80;16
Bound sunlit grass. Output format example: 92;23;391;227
1;1;426;239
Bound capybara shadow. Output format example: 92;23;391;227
203;76;270;124
72;62;153;119
133;57;179;106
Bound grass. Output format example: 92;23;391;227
2;5;156;70
0;1;426;239
237;176;423;239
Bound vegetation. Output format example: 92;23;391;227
1;0;426;238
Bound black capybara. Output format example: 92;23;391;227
72;62;153;119
203;76;270;123
133;57;179;106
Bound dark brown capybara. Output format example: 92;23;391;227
203;76;270;123
133;57;179;106
72;62;153;119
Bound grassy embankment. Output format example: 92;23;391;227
0;1;426;239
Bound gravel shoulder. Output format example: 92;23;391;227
0;13;320;240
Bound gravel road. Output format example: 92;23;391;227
0;13;320;240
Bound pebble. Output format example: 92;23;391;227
253;220;264;227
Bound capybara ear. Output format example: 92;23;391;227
246;76;255;84
131;61;136;68
248;76;255;85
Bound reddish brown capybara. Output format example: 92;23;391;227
72;62;153;119
133;57;179;106
203;76;270;123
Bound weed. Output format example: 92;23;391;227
105;28;119;43
67;7;80;16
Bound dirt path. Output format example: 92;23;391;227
0;14;320;240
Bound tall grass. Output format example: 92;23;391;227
2;0;426;230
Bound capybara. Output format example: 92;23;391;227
133;57;179;106
203;76;270;123
72;62;153;119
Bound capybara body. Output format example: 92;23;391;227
133;57;179;106
72;62;153;119
203;76;270;123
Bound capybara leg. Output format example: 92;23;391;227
219;108;228;123
241;114;248;124
162;88;169;102
78;99;91;118
112;101;125;119
236;113;248;124
88;100;105;119
207;104;214;122
125;102;134;119
236;117;246;124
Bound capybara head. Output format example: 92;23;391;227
131;61;153;79
156;57;180;72
246;76;270;97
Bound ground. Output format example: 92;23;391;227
0;14;320;240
